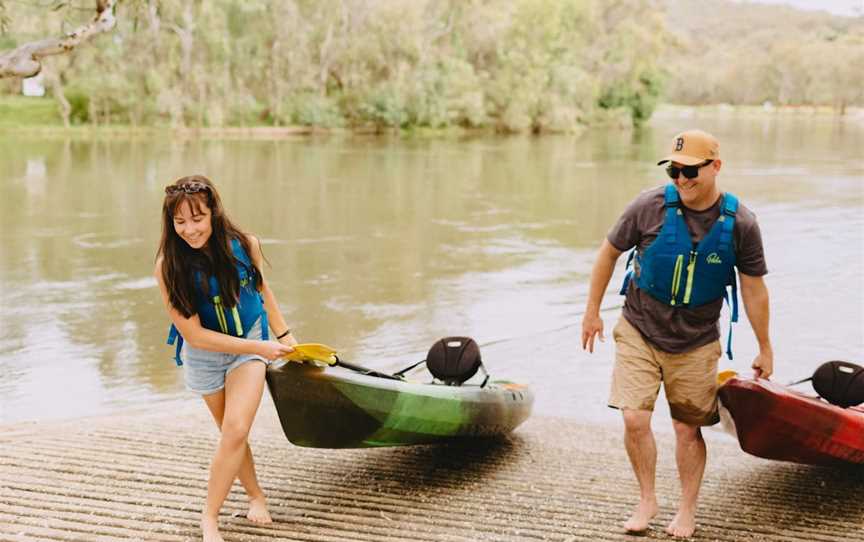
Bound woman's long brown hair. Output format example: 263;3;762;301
157;175;262;319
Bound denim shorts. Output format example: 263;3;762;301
181;317;270;396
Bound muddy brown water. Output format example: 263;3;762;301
1;113;862;427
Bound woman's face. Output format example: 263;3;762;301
173;198;213;250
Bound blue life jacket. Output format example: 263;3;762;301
619;184;739;359
166;238;269;365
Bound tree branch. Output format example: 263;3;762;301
0;0;118;79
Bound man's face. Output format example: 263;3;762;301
669;159;721;207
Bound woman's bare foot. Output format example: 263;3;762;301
247;496;273;524
623;498;658;533
665;510;696;538
201;516;224;542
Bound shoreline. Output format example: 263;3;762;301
0;104;860;140
2;403;862;541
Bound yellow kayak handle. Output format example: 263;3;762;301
717;369;738;385
282;343;338;366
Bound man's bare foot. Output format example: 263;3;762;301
201;516;224;542
623;498;658;533
247;496;273;524
665;510;696;538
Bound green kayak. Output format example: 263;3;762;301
265;360;534;448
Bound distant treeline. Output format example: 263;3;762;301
0;0;861;130
662;0;863;113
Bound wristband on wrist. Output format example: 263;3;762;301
276;329;292;340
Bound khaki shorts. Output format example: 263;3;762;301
608;317;721;426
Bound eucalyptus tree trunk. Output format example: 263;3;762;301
44;69;71;128
0;0;118;79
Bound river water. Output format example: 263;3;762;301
1;112;862;428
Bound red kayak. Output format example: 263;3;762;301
718;376;864;466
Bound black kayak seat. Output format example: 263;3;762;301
426;336;483;386
811;360;864;408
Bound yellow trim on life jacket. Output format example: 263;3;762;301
683;251;697;305
213;296;229;334
670;254;684;305
231;306;243;336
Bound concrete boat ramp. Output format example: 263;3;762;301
1;403;862;541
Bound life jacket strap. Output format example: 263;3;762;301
718;193;738;253
260;309;269;341
167;324;183;366
729;270;739;323
722;293;734;361
619;249;637;295
663;184;680;245
721;271;739;360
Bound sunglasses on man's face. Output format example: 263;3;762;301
165;181;209;195
666;160;713;180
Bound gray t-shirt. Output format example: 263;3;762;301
607;185;767;353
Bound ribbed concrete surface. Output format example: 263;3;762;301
1;404;863;542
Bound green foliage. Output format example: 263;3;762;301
64;87;89;124
598;69;664;127
0;0;667;130
2;0;855;131
356;85;408;128
405;58;487;128
0;96;60;126
286;93;343;128
662;0;864;107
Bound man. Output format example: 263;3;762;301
581;129;773;538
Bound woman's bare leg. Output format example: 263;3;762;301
202;388;270;514
199;362;268;541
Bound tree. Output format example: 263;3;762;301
0;0;118;79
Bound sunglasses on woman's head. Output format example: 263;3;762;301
666;160;713;180
165;181;209;195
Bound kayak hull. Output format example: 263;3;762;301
718;377;864;466
265;361;534;448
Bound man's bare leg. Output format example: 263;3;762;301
666;420;705;538
621;409;658;532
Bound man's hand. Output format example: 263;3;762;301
752;349;773;380
580;238;622;354
739;273;773;380
581;313;605;353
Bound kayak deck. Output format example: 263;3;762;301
266;361;534;448
718;377;864;466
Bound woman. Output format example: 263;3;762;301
155;175;296;542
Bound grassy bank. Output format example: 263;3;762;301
0;96;62;127
1;96;859;137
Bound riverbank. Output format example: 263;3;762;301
2;402;862;541
1;97;861;139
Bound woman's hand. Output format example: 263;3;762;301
256;340;295;361
278;332;298;348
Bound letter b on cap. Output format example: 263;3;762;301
675;137;684;151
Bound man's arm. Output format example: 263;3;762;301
739;272;773;379
581;239;623;353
